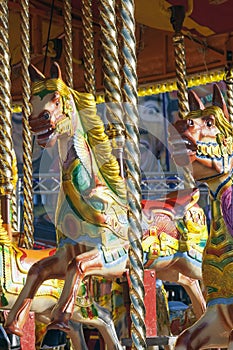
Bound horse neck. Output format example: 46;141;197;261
57;117;95;195
57;97;85;166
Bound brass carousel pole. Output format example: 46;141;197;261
64;0;73;88
116;0;146;348
99;0;125;178
81;0;96;96
160;1;195;188
224;42;233;124
170;5;190;120
0;1;14;240
21;0;34;248
10;155;18;234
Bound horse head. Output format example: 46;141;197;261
169;84;233;182
29;62;76;148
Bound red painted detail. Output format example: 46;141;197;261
126;269;157;337
144;270;157;337
4;310;35;350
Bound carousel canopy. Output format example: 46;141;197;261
136;0;233;37
8;0;233;101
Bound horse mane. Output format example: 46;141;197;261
70;89;127;202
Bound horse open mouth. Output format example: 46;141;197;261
171;137;197;166
36;129;56;147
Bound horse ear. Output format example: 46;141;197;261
29;64;45;82
50;62;62;79
212;83;230;121
188;89;205;111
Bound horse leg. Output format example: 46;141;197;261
67;321;88;350
36;307;88;350
71;302;124;350
47;249;102;331
5;246;73;336
48;248;126;332
157;268;205;320
175;305;233;349
228;329;233;350
176;275;205;319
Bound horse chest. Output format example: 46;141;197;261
202;197;233;303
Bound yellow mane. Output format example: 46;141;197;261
71;89;126;202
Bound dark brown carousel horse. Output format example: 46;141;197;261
169;84;233;349
5;63;207;346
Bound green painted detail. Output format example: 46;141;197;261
72;163;92;194
1;294;8;306
35;89;54;100
200;239;208;249
78;282;86;297
207;286;218;294
176;220;188;234
211;234;225;245
205;258;233;271
91;304;98;317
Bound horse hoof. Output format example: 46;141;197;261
4;323;23;337
46;321;71;333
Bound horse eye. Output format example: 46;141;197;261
206;119;213;127
187;119;194;126
52;95;60;106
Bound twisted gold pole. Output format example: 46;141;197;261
21;0;34;248
99;0;125;177
81;0;95;96
0;2;14;239
170;5;195;188
117;0;146;348
170;6;189;120
64;0;73;88
11;152;19;233
173;31;190;119
224;63;233;124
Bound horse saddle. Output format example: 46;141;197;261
141;188;200;219
13;245;56;274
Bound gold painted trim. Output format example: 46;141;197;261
96;68;225;103
12;69;225;107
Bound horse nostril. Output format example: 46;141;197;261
43;112;50;120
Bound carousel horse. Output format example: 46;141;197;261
169;83;233;349
5;62;207;343
0;218;125;350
